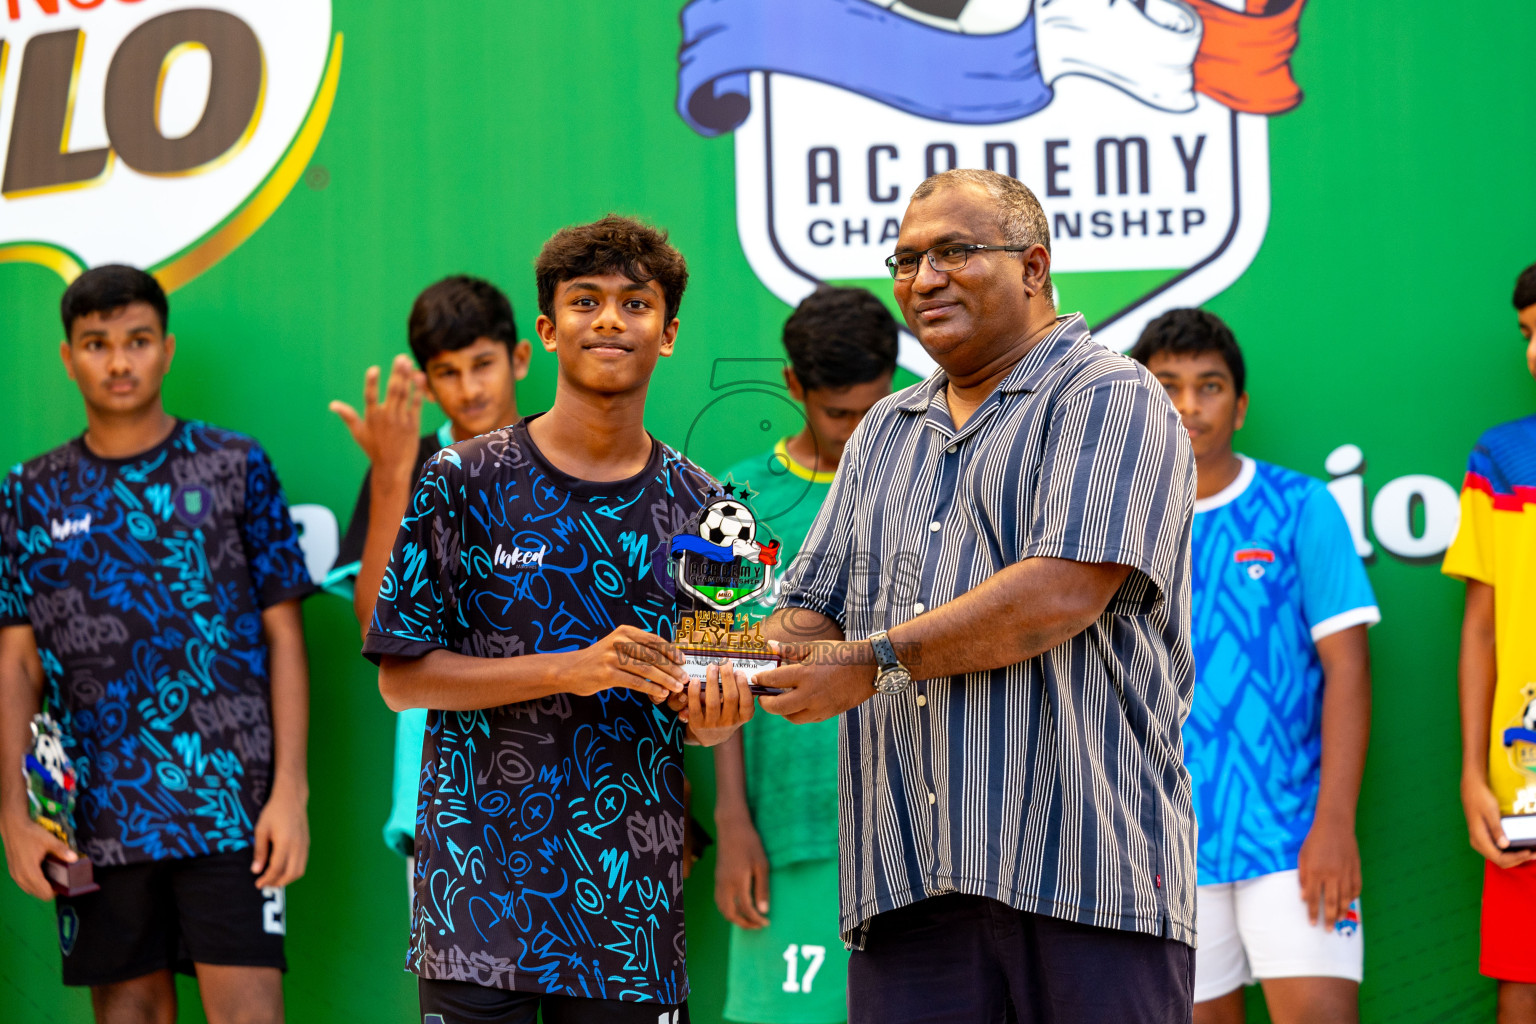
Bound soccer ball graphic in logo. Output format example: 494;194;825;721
878;0;1029;34
679;0;1309;357
675;493;774;611
32;726;70;789
1505;685;1536;814
700;500;756;548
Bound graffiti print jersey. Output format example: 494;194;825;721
363;418;716;1002
0;421;313;866
1187;456;1378;884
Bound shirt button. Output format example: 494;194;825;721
913;602;925;614
927;792;936;805
947;444;958;454
928;521;941;532
916;695;927;707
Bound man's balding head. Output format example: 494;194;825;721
892;170;1058;377
909;169;1053;303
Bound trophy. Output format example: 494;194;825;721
24;712;99;896
1500;685;1536;850
670;481;784;695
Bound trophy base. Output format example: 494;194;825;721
1501;815;1536;850
43;854;100;897
678;647;784;696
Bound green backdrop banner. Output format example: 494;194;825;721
1;1;1533;1020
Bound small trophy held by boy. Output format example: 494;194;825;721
670;482;784;694
24;712;99;896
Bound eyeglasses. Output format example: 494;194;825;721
884;243;1030;280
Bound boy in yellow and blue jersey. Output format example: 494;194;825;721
1442;262;1536;1023
713;287;897;1024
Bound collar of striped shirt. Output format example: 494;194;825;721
895;312;1082;414
779;309;1198;952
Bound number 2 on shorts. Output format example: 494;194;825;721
261;886;286;936
781;943;826;993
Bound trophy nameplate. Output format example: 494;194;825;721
671;483;784;696
675;611;783;696
25;713;99;897
1500;814;1536;851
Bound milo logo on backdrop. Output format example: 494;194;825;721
0;0;341;290
677;0;1307;365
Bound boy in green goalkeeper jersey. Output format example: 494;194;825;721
714;287;898;1024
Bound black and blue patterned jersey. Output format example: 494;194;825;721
362;416;717;1003
0;420;313;867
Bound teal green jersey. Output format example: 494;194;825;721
724;859;849;1023
725;440;840;866
332;421;453;855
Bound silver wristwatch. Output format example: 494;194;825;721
868;630;912;695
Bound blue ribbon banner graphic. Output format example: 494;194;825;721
677;0;1050;136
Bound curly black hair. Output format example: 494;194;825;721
535;214;689;324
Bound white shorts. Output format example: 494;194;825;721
1194;868;1364;1002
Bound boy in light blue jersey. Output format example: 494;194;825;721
1132;309;1378;1024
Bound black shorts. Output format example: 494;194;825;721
847;893;1194;1024
419;978;690;1024
55;850;287;987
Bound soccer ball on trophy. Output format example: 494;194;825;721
700;501;757;548
24;713;99;895
1503;686;1536;823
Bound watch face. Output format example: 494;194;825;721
875;667;912;695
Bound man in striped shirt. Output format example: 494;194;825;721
754;168;1199;1024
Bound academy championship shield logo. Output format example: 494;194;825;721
671;488;781;610
0;0;340;292
677;0;1307;366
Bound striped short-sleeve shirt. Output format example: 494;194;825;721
778;313;1198;948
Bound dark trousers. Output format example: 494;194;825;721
419;978;690;1024
848;893;1193;1024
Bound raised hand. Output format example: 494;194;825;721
328;354;427;478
